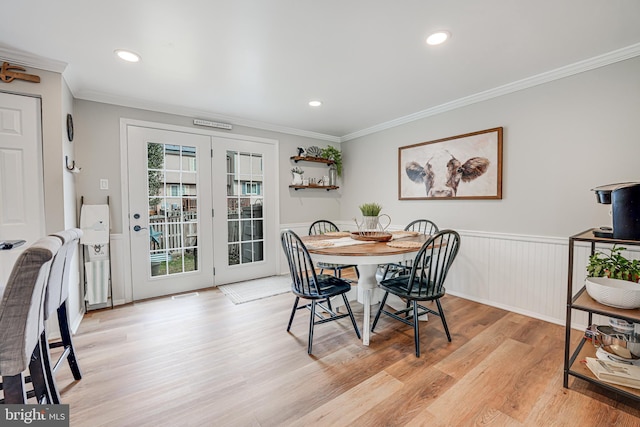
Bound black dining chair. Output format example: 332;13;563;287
308;220;359;280
371;230;460;357
379;219;439;281
281;230;361;354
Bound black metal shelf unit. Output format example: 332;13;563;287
564;228;640;401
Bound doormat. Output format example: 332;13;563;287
218;274;291;304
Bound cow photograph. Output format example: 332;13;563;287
398;127;502;200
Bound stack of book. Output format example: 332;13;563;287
585;357;640;389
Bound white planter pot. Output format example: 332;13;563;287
585;277;640;309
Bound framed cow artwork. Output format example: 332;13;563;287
398;127;503;200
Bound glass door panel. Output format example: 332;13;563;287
147;143;199;277
128;126;213;301
226;151;264;266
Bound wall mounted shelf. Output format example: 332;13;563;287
289;185;339;191
290;156;335;165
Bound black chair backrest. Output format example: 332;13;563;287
405;219;439;235
281;230;321;297
406;230;460;297
309;220;339;236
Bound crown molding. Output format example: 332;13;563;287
75;89;341;143
341;42;640;142
0;46;67;73
4;40;638;144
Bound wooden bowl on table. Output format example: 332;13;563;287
350;231;393;242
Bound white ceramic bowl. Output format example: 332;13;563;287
585;277;640;309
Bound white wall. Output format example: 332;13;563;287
10;51;639;329
0;63;81;333
339;56;640;327
73;101;345;304
73;100;343;233
340;57;640;237
0;67;70;233
74;57;640;327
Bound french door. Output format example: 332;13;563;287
126;124;278;300
212;137;278;284
127;126;214;300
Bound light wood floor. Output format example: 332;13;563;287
54;272;640;426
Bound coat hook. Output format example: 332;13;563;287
65;155;81;173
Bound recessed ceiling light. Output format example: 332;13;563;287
114;49;141;63
308;100;322;107
426;31;450;46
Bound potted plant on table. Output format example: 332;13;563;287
355;202;390;233
359;202;383;217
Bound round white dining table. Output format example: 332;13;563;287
302;234;428;345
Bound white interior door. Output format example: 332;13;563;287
127;126;213;300
0;92;45;285
212;137;278;285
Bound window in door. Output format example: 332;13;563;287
147;143;199;276
226;151;264;266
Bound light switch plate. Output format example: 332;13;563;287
100;179;109;190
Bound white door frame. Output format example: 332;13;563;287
119;118;280;303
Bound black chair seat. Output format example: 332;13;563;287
378;276;446;301
293;274;352;299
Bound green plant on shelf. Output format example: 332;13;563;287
321;145;342;177
586;245;640;283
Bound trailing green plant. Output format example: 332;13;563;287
321;145;343;177
359;202;383;216
586;245;640;282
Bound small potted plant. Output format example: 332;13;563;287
356;202;390;232
359;202;383;217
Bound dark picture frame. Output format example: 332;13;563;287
398;127;503;200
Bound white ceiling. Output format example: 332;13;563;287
2;1;640;141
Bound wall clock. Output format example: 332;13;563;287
66;113;74;141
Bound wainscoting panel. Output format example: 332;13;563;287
277;224;638;330
447;231;591;327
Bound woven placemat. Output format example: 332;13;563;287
391;230;420;239
323;231;351;237
386;240;423;249
306;240;335;248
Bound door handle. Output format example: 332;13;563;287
133;225;147;232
